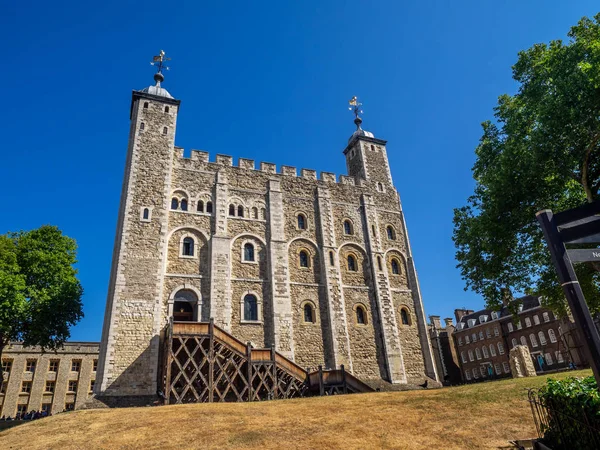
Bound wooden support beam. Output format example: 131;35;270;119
318;365;324;396
246;342;253;402
209;318;215;403
271;346;278;399
165;318;174;405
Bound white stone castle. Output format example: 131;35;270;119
96;58;438;403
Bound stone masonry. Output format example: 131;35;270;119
1;342;98;416
95;74;439;402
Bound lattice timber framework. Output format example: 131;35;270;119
161;320;373;404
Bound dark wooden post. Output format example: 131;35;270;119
318;365;324;396
164;317;174;405
246;342;253;402
271;346;278;399
208;318;215;402
537;210;600;387
341;364;348;394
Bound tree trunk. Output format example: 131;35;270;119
581;134;599;203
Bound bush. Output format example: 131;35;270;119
537;376;600;449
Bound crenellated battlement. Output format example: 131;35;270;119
173;147;365;186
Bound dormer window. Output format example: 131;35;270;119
468;319;476;327
491;311;498;320
479;315;488;323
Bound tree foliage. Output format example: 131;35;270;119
0;225;83;375
453;14;600;316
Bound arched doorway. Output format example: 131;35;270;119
172;289;199;322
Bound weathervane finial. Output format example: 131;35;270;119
348;96;363;130
150;50;171;86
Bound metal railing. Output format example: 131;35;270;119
528;388;600;450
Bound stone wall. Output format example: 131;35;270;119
1;343;99;416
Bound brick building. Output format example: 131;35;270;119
0;342;99;417
452;296;581;383
95;63;438;404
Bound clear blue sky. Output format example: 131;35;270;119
2;1;598;342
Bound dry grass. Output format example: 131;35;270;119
0;369;591;449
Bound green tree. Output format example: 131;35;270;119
0;225;83;381
453;14;600;317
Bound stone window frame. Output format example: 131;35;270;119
296;211;309;231
171;189;191;212
389;257;401;276
497;342;505;355
386;224;397;241
533;314;540;325
482;345;489;358
538;331;547;346
468;349;474;361
167;285;203;322
524;317;532;328
398;305;412;326
543;312;550;323
71;359;81;372
179;233;198;259
21;380;32;393
548;329;557;343
300;300;318;325
228;197;247;218
240;239;258;265
475;348;481;360
68;380;78;393
479;331;484;341
489;343;497;357
25;359;36;373
465;369;471;380
461;351;467;363
346;251;359;272
503;362;510;373
297;247;312;270
520;336;528;346
48;359;59;372
139;206;153;223
240;291;263;325
194;192;214;216
342;218;354;236
512;338;518;348
353;303;369;326
377;182;385;193
45;380;55;393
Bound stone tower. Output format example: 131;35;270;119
96;68;181;402
96;64;438;404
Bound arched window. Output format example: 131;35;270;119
461;351;467;363
482;346;489;358
475;348;481;360
261;208;266;219
377;182;383;192
173;300;193;322
530;333;538;347
163;127;168;135
143;102;149;109
479;331;484;341
512;338;518;348
507;322;514;332
520;336;528;346
243;294;258;321
329;251;334;266
180;199;188;211
387;226;396;240
299;250;309;268
182;237;194;256
370;145;374;151
391;258;400;275
140;122;145;131
497;342;505;354
343;220;353;235
468;350;474;361
303;303;315;323
538;331;547;345
237;205;244;217
229;204;235;216
533;315;540;325
400;308;410;325
356;305;366;325
165;106;169;113
171;198;179;210
252;207;258;219
197;200;204;213
347;254;357;272
142;208;149;220
377;256;382;271
548;329;557;343
297;214;306;229
489;344;496;356
206;201;213;214
525;317;532;327
243;243;255;262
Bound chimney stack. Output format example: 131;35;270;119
444;318;453;328
430;315;441;329
454;308;474;323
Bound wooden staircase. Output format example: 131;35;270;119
160;319;373;404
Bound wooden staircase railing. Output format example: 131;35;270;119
161;319;373;405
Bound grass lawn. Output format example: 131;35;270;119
0;369;592;449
